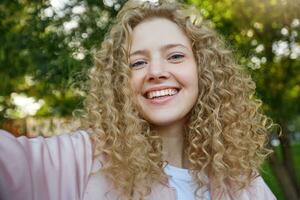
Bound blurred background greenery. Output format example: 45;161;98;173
0;0;299;199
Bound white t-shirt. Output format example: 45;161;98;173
163;164;211;200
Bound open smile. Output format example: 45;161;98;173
142;88;181;105
145;88;179;99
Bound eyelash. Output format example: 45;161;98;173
130;60;147;68
168;53;184;61
130;54;185;68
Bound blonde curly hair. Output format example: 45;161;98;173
80;0;273;199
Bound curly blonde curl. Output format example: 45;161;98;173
80;0;274;199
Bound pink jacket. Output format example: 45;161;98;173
0;130;276;200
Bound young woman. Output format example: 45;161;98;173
0;0;276;199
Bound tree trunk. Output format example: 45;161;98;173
268;153;299;200
278;120;300;195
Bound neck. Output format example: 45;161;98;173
154;123;189;169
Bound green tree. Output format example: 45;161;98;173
0;0;123;122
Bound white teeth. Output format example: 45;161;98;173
155;91;160;97
146;89;178;99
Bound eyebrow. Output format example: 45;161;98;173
129;43;189;57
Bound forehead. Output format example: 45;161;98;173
130;17;191;52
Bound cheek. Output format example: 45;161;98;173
130;73;143;94
177;68;198;88
129;76;144;111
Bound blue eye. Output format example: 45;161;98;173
168;54;184;60
130;60;147;68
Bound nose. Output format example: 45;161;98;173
146;58;170;82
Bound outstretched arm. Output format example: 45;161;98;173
0;129;93;200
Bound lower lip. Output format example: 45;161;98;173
146;92;178;105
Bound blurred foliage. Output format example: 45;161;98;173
0;0;124;119
188;0;300;124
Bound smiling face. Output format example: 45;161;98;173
129;17;199;128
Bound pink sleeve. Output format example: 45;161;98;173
0;129;93;200
236;175;277;200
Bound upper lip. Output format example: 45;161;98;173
143;85;180;96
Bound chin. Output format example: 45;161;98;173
146;115;186;127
